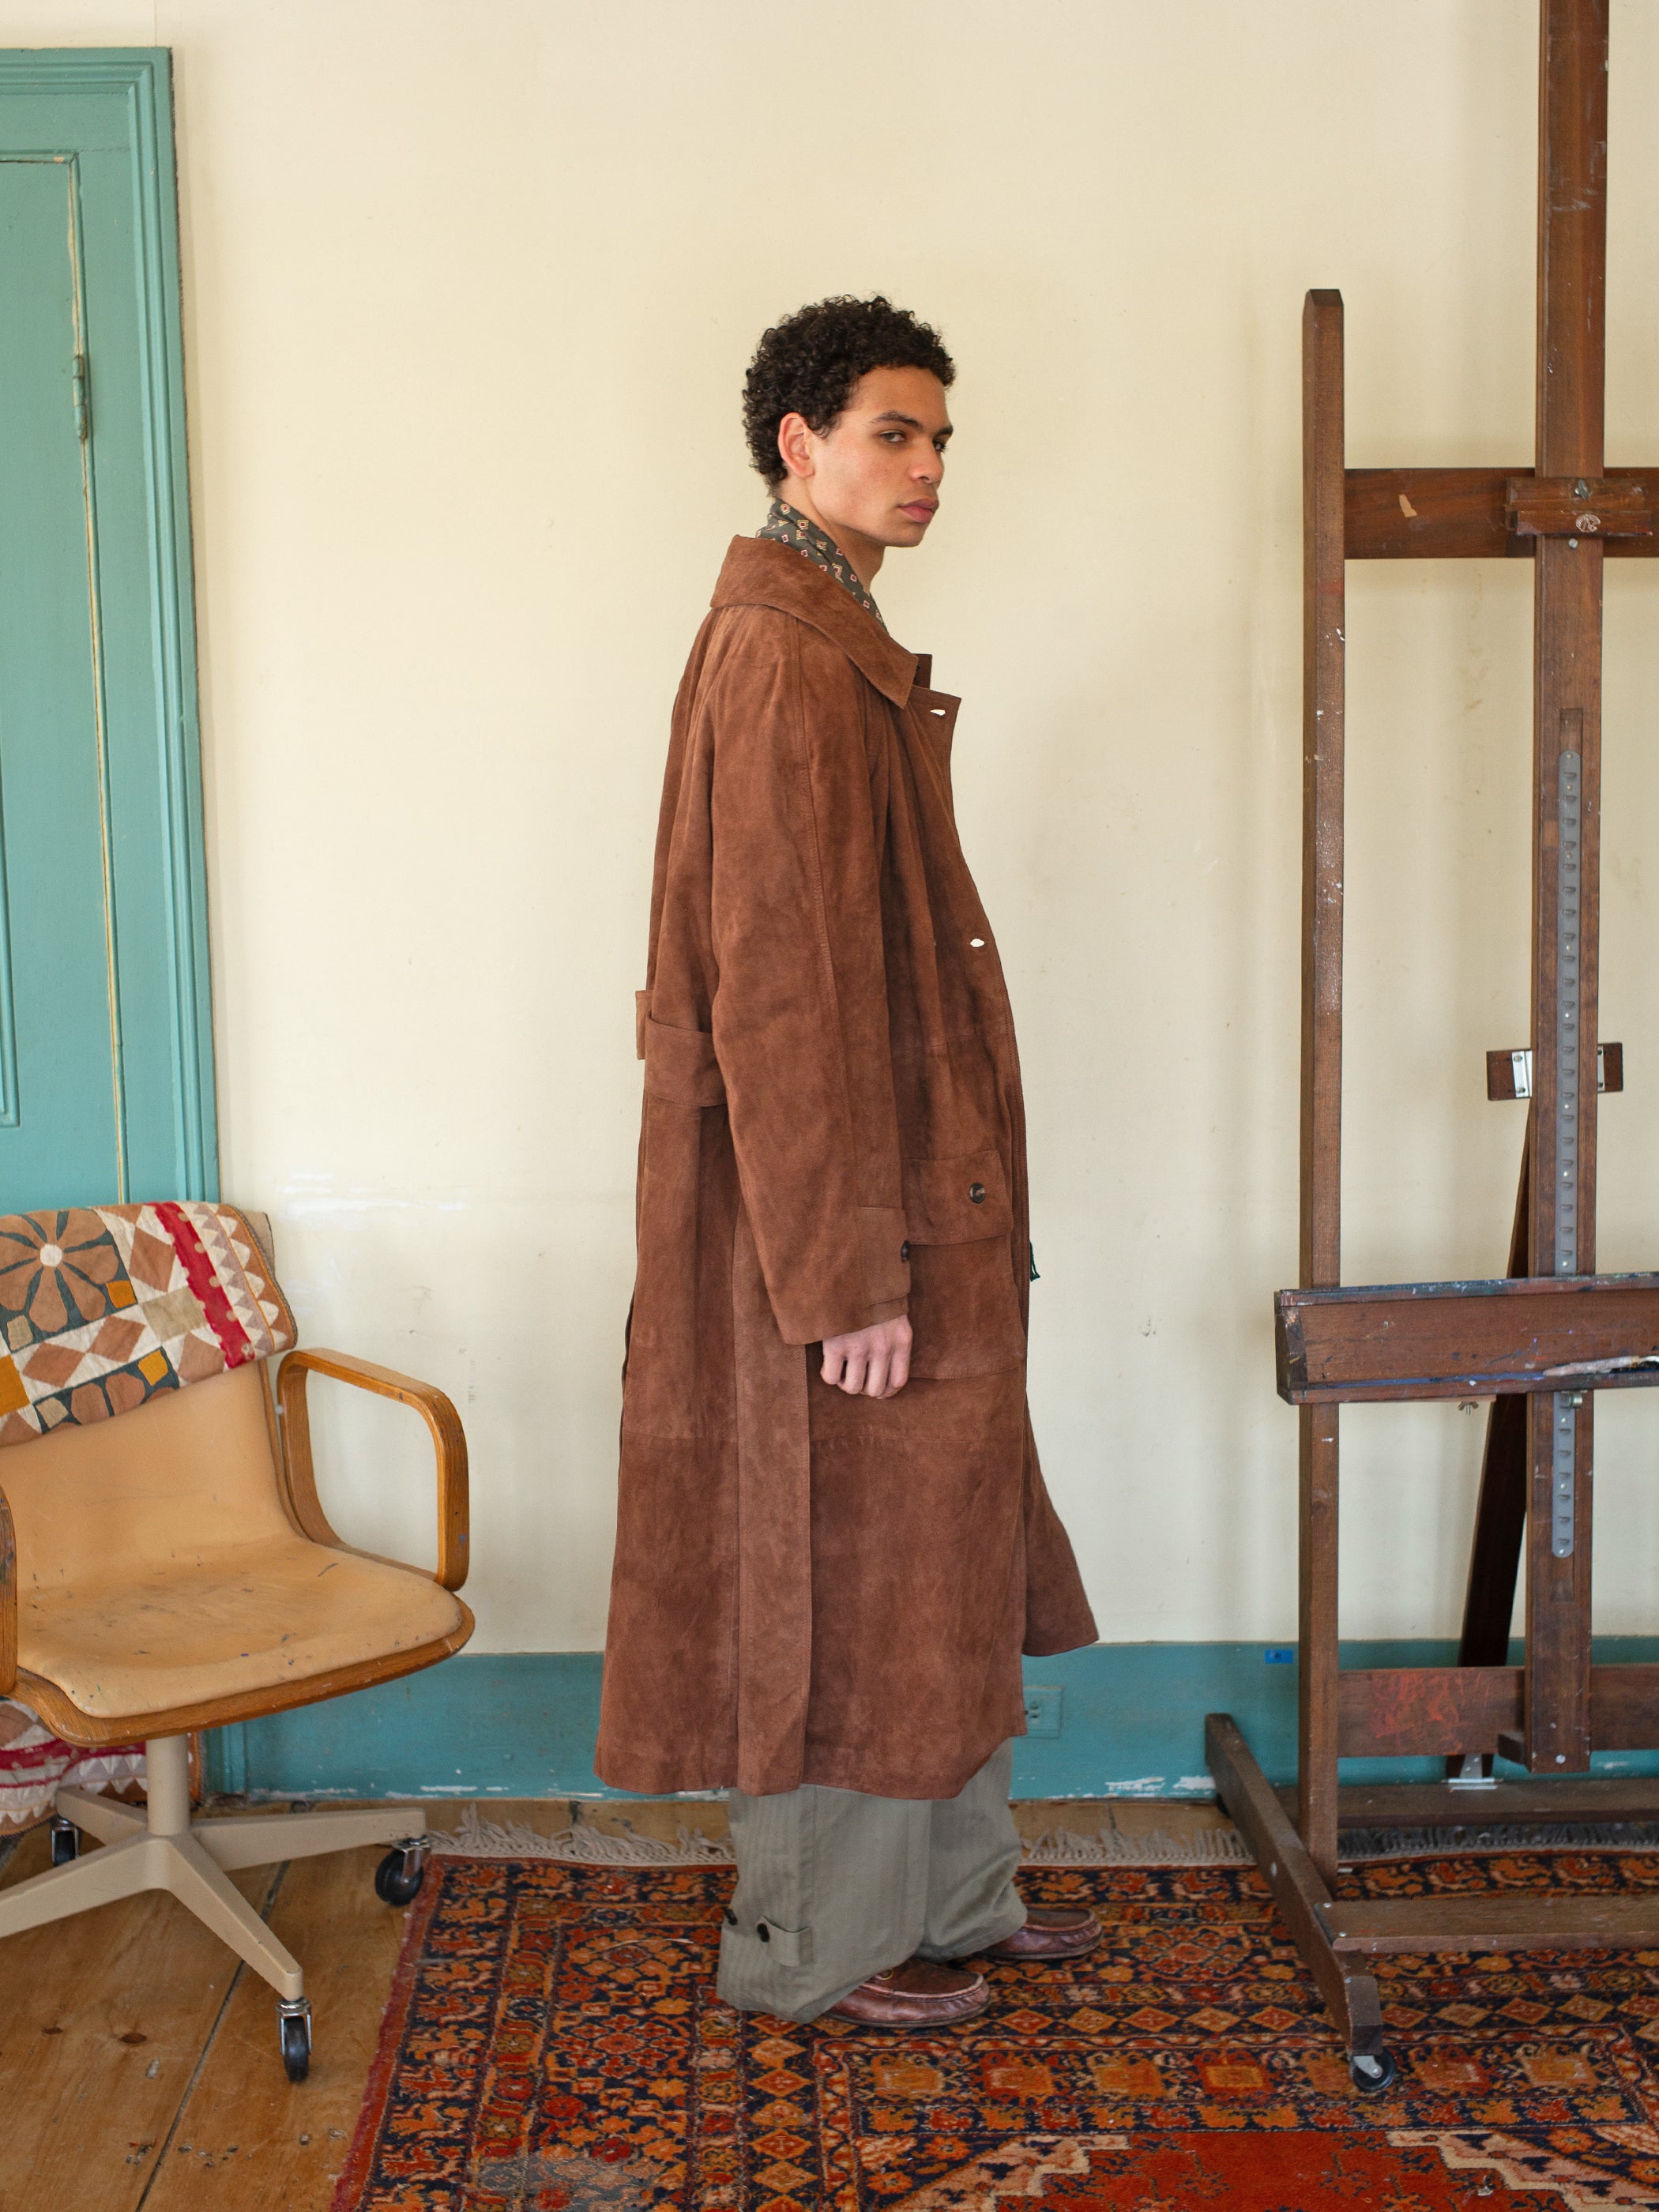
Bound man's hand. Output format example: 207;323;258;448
819;1316;912;1400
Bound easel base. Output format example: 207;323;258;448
1206;1713;1659;2057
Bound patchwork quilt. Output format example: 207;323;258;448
0;1706;143;1835
0;1202;295;1449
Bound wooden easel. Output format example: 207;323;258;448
1208;0;1659;2093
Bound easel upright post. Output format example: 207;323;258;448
1521;0;1608;1775
1299;288;1346;1883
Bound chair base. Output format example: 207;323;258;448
0;1735;427;2003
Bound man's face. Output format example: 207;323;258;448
777;366;952;555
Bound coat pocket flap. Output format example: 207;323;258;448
642;1018;727;1107
902;1150;1012;1244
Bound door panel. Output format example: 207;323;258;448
0;156;119;1206
0;54;215;1213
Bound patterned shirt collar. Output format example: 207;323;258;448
756;498;886;630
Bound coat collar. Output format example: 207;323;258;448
711;536;925;709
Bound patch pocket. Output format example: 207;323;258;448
902;1150;1013;1243
902;1152;1026;1380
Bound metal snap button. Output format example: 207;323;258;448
969;1183;986;1204
900;1240;911;1262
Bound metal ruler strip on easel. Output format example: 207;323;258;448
1552;747;1582;1559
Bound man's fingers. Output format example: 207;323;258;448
821;1321;912;1397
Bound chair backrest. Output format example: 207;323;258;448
2;1361;293;1591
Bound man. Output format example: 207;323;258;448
596;295;1098;2029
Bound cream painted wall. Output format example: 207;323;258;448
9;0;1659;1650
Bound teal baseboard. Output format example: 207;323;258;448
205;1639;1659;1803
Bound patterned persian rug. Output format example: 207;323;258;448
335;1854;1659;2210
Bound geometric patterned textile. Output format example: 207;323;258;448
0;1202;292;1449
0;1702;142;1834
335;1854;1659;2210
757;499;887;630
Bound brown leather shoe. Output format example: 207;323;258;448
973;1906;1102;1962
823;1958;989;2029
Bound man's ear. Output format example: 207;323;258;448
776;411;815;483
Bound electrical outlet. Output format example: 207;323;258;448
1023;1684;1063;1738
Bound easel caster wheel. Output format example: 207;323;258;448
1349;2048;1397;2095
374;1841;427;1908
48;1816;78;1867
278;1998;312;2083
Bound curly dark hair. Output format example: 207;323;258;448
742;295;955;487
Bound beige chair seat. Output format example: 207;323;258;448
21;1538;467;1719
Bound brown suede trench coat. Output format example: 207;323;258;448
595;536;1097;1802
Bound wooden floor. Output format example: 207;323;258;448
0;1793;1231;2212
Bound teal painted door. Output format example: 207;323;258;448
0;55;216;1213
0;159;120;1205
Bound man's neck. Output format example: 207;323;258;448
775;486;884;590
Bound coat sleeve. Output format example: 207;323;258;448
707;614;910;1346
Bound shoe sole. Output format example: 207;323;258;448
821;1991;991;2031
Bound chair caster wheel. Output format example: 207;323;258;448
374;1841;427;1908
1349;2048;1397;2094
48;1816;79;1867
278;1998;312;2082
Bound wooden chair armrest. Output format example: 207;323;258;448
276;1348;470;1591
0;1482;14;1698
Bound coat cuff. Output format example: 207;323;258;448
766;1209;912;1346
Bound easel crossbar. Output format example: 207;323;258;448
1347;465;1658;559
1277;1273;1659;1402
1338;1661;1659;1758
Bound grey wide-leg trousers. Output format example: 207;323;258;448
716;1740;1025;2023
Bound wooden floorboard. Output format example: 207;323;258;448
141;1844;406;2212
0;1825;270;2212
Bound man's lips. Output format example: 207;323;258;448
900;501;938;520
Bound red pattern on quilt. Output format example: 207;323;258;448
0;1709;143;1833
152;1202;254;1367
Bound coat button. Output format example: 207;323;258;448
900;1240;911;1262
969;1183;986;1204
724;1908;737;1926
757;1923;771;1942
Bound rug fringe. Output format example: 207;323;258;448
431;1808;735;1864
428;1804;1659;1868
1021;1825;1252;1866
1337;1820;1659;1860
430;1808;1254;1868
